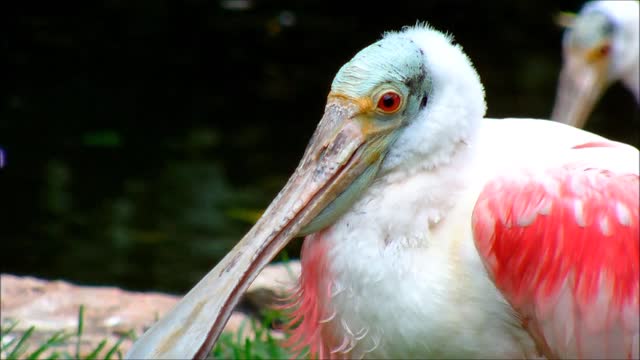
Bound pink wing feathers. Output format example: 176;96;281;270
279;231;338;359
472;146;639;359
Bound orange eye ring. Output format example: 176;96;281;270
376;91;402;113
587;43;611;62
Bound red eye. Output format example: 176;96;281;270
376;91;402;113
598;44;611;57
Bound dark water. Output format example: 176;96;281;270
3;0;639;294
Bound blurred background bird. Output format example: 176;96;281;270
551;0;639;128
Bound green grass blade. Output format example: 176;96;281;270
250;317;262;339
1;320;21;353
103;331;133;360
1;320;19;337
75;305;85;359
236;318;247;346
267;335;285;360
1;334;19;353
26;330;69;360
243;337;252;359
7;326;35;360
84;339;106;360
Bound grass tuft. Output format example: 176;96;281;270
2;306;293;360
1;305;133;360
210;308;293;359
2;256;299;359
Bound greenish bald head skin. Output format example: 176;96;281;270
568;11;615;49
331;34;430;123
332;35;428;96
300;34;431;235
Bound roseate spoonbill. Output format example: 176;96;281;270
551;0;639;128
126;23;639;359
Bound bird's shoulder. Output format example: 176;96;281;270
470;127;639;359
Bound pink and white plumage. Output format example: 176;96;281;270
125;24;639;359
473;143;639;359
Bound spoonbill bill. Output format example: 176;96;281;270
551;0;639;128
126;23;639;359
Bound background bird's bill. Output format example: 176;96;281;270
125;95;395;359
551;10;612;129
551;44;610;128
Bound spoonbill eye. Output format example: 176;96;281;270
377;91;402;113
598;43;610;57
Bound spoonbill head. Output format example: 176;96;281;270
551;0;639;128
126;23;639;359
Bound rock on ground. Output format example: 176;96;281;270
0;261;300;358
